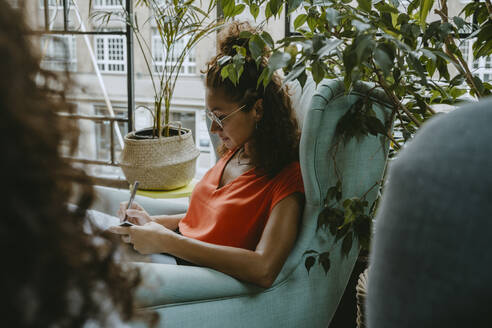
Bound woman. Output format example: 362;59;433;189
0;1;151;326
110;22;304;288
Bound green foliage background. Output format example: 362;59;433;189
216;0;492;273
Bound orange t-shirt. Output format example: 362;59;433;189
178;149;304;250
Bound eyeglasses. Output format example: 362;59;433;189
205;104;247;129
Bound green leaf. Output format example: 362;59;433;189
419;0;434;29
249;4;260;19
305;256;316;274
261;31;275;49
307;16;317;32
452;16;466;30
475;38;492;59
220;66;229;80
227;63;238;85
265;1;272;19
408;0;420;14
374;46;393;76
288;0;304;13
294;14;308;30
317;39;343;57
284;65;305;83
239;31;252;39
268;51;291;71
220;0;236;17
375;1;399;14
319;252;331;274
343;198;352;208
449;73;465;87
335;224;349;243
421;48;436;62
357;0;372;13
397;13;410;26
341;232;353;257
232;4;245;16
449;86;467;99
297;70;308;88
325;186;338;202
366;116;387;136
325;8;340;27
353;20;371;32
257;67;271;89
268;0;282;17
311;60;325;85
249;35;265;61
436;56;450;81
232;46;245;58
354;35;375;63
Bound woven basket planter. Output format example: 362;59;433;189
120;126;200;190
356;268;369;328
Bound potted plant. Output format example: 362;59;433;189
92;0;221;190
218;0;491;323
219;0;491;268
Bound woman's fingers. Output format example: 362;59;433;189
125;209;150;225
118;201;144;221
108;225;130;235
108;225;133;244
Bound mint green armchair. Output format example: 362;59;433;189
120;78;393;327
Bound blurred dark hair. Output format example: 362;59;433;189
205;21;300;177
0;1;152;326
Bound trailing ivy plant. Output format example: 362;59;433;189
217;0;492;273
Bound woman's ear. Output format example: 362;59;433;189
253;98;263;121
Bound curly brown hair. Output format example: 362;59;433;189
0;1;153;326
205;21;300;177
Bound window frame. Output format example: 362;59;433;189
94;33;127;74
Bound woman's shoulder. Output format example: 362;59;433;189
271;161;302;183
279;161;301;174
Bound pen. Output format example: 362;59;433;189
120;181;139;226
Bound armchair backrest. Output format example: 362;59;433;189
205;79;392;322
280;77;393;273
277;78;392;325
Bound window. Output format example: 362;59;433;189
95;34;126;73
93;0;124;8
40;35;77;71
461;39;492;83
152;29;196;75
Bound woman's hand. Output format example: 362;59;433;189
117;201;152;225
109;222;177;255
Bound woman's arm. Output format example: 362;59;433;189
114;192;304;288
151;213;185;231
118;201;185;230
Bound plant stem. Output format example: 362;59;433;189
435;0;483;98
373;63;421;128
485;0;492;19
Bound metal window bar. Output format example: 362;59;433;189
40;0;134;187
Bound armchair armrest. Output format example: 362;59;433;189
130;263;264;307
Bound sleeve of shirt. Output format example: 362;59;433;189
269;162;305;213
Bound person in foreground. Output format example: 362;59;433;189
367;96;492;327
110;22;305;288
0;1;151;326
